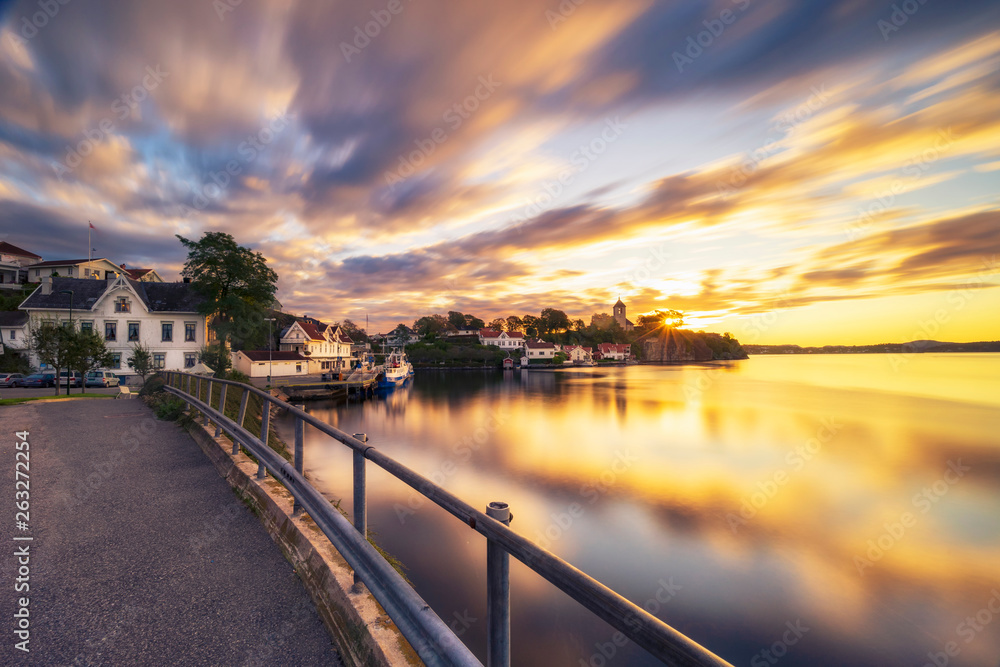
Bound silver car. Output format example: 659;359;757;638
0;373;25;387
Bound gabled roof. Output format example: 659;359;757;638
525;339;556;349
239;350;307;362
614;298;625;308
297;321;325;341
29;258;113;268
0;311;29;327
598;343;630;353
122;267;152;280
0;242;41;260
18;276;203;313
479;328;501;338
504;331;524;339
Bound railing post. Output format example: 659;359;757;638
202;379;211;426
234;388;249;455
215;382;227;437
292;407;304;516
257;395;269;479
486;501;512;667
352;433;368;591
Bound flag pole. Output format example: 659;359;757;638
88;222;92;262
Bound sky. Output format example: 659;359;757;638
0;0;998;345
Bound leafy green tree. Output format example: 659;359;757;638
339;319;369;343
413;314;448;337
30;320;74;396
447;311;466;330
198;344;232;376
127;342;154;383
505;315;523;332
522;314;539;338
390;323;411;346
71;331;114;393
553;352;568;364
177;231;280;364
540;308;570;334
464;314;485;329
487;318;506;332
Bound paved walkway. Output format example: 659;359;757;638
0;397;342;665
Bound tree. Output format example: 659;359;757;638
641;309;685;328
70;331;114;393
522;314;539;338
413;314;448;337
447;311;466;330
487;318;506;332
505;315;523;332
390;324;411;346
464;314;485;329
30;321;74;396
177;231;280;365
127;342;154;383
339;319;369;344
198;345;231;375
540;308;570;334
553;352;568;364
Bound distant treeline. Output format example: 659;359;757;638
744;341;1000;354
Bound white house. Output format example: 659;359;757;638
596;343;631;361
479;328;525;349
0;311;29;358
19;275;208;374
26;258;124;282
561;345;593;363
523;339;559;360
234;350;309;378
279;320;355;373
0;241;42;289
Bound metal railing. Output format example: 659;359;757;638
162;371;732;667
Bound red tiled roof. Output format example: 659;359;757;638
0;242;41;260
296;321;325;341
598;343;630;353
123;268;152;280
505;331;525;339
479;328;501;338
525;340;556;349
240;350;307;362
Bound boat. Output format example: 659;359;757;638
378;348;413;388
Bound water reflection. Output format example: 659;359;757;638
281;355;1000;666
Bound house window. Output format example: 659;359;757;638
34;269;40;278
114;297;130;313
153;353;165;369
296;363;302;373
110;353;121;369
81;321;93;334
184;322;196;342
105;322;117;341
184;353;196;368
9;330;15;340
84;268;90;277
162;322;173;342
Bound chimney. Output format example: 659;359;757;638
120;263;126;269
41;275;52;295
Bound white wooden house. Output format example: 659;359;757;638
279;320;355;372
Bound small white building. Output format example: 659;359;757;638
479;328;525;349
0;241;42;289
523;339;559;360
0;311;29;357
596;343;631;361
19;275;208;374
25;257;125;282
280;320;355;372
233;350;309;378
561;345;593;363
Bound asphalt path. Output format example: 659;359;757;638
0;397;342;665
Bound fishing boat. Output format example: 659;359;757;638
378;348;413;388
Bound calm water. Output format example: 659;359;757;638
278;354;1000;666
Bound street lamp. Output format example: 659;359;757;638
59;289;74;396
264;318;276;387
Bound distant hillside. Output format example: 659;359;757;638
743;341;1000;354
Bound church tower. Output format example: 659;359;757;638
613;297;632;331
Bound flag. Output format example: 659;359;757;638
89;222;95;229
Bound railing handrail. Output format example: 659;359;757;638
163;371;732;667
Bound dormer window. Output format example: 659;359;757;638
114;297;131;313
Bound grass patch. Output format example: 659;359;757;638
0;394;116;406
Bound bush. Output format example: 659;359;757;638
139;375;166;396
154;396;188;421
225;369;252;384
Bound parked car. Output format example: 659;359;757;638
21;373;56;388
85;371;121;387
58;371;83;387
0;373;25;387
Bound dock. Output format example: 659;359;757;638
267;371;381;402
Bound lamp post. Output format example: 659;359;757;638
265;318;276;387
59;289;74;396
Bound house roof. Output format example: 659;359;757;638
19;276;204;313
525;339;556;349
505;331;524;339
240;350;307;362
598;343;630;353
0;311;29;327
0;242;41;260
562;345;592;353
29;258;113;268
296;321;326;341
479;328;501;338
122;267;152;280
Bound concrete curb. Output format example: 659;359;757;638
184;418;420;667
